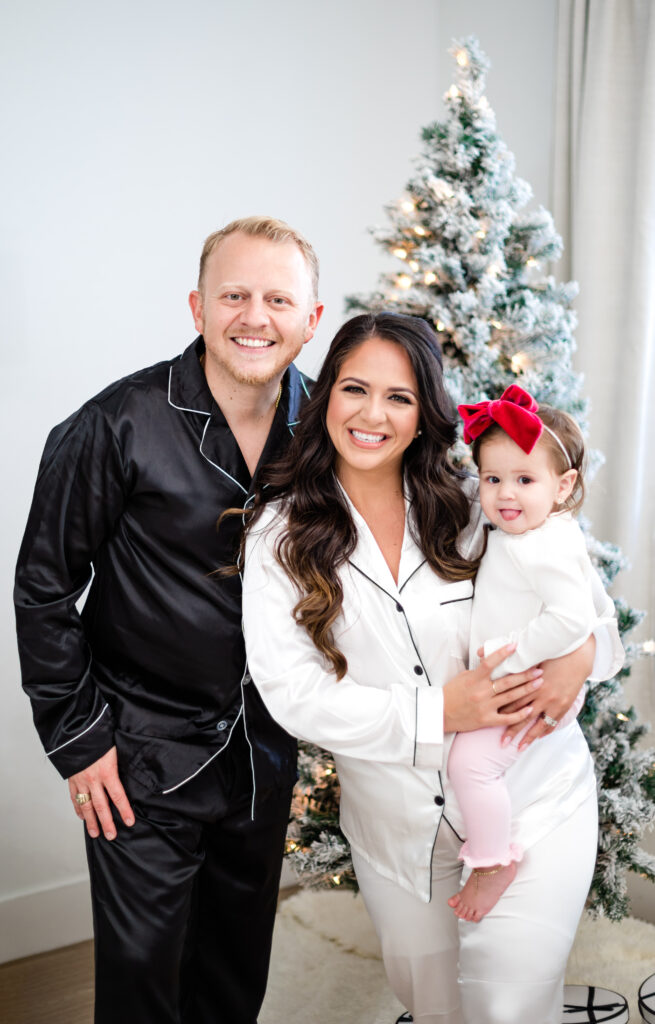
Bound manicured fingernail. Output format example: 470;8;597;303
532;677;543;688
501;736;511;747
532;668;544;677
89;829;99;838
106;832;116;841
125;817;135;827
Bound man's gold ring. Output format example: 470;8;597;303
75;793;92;806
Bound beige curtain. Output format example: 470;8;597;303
553;0;655;916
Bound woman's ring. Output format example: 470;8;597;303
542;714;558;728
492;681;498;695
75;792;92;806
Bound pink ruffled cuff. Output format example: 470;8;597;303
458;841;523;869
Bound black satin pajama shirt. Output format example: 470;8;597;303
15;336;304;794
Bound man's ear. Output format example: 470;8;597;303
556;468;578;505
189;290;204;334
303;302;324;344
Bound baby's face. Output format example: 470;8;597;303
478;434;571;534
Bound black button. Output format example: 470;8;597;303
434;795;444;806
396;602;403;612
413;665;423;675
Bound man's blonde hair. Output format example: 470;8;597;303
197;216;319;299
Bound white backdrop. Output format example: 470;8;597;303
1;0;560;960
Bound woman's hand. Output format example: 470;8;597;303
499;635;596;750
443;644;544;734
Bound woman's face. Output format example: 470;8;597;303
326;336;420;484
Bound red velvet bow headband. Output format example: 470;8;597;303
457;385;571;467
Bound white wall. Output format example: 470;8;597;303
1;0;558;960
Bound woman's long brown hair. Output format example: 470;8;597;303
242;312;478;678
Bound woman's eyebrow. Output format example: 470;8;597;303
339;375;417;396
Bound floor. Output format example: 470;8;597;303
0;940;94;1024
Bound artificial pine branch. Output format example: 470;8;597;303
286;37;655;920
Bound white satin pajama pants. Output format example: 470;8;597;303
351;790;597;1024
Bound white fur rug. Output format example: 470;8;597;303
260;890;655;1023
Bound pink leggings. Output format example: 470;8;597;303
447;689;586;868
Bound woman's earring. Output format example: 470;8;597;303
415;429;422;438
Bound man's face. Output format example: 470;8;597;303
189;232;322;388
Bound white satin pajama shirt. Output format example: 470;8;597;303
242;490;622;904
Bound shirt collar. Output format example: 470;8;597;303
168;336;311;430
168;337;213;416
338;480;426;596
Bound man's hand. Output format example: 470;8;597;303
500;635;596;750
68;746;134;840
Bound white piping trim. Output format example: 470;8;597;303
161;706;244;794
167;366;211;416
300;374;311;399
46;703;110;756
199;418;248;494
239;669;257;820
168;367;249;494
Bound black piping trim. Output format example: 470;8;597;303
348;561;432;685
348;561;397;602
413;688;418;767
423;785;464;903
398;559;427;594
439;595;473;607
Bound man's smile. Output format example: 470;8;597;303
231;336;275;349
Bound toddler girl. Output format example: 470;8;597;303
446;384;621;922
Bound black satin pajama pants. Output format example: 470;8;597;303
84;722;294;1024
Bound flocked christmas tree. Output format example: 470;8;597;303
286;37;655;919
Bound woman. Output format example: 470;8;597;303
240;313;621;1024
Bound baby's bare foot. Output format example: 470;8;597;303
447;862;517;922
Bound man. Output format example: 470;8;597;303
14;217;323;1024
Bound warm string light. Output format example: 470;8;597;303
526;257;537;267
490;319;503;329
511;352;530;374
397;275;412;290
400;199;415;214
414;225;427;237
436;320;445;331
393;248;407;260
332;875;342;885
642;639;655;654
447;85;459;100
616;713;630;722
475;229;487;240
456;49;469;67
409;260;419;271
424;271;437;285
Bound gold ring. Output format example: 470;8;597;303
492;681;498;695
75;793;92;806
